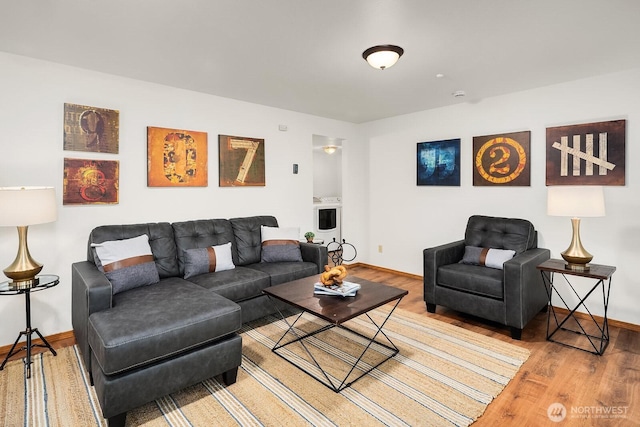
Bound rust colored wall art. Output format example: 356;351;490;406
473;131;530;186
218;135;265;187
63;103;119;154
63;158;119;205
147;127;208;187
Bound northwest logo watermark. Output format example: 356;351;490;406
547;403;629;422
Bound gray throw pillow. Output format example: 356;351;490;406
460;246;515;270
183;242;235;279
91;234;160;294
260;226;303;263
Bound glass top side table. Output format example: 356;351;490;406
0;274;59;378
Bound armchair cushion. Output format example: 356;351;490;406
438;263;504;299
460;246;515;270
464;215;536;253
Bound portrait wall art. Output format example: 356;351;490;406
473;131;531;186
546;119;625;186
63;103;119;154
218;135;265;187
63;158;119;205
147;127;208;187
417;138;461;186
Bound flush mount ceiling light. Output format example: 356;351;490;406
362;45;404;70
323;145;338;154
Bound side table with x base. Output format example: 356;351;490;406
537;259;615;356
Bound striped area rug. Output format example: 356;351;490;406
0;307;529;426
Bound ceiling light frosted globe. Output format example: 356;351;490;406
362;45;404;70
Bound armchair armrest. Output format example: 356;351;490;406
423;239;465;303
503;248;551;329
299;242;328;274
71;261;113;373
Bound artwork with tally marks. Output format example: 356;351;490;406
546;120;625;186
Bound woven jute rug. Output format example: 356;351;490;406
0;307;529;426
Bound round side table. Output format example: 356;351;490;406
0;274;59;378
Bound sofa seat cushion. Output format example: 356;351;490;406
246;261;318;286
187;266;270;302
437;263;504;300
88;277;241;376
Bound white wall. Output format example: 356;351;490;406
362;68;640;326
1;52;637;349
0;52;364;347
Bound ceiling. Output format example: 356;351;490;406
2;1;639;123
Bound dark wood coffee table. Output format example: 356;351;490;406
263;276;408;392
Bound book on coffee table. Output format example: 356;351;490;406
314;281;361;297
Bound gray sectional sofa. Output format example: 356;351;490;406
71;215;327;427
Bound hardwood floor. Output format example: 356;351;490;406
2;264;638;426
348;264;640;427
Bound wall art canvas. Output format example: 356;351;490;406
417;139;460;186
63;158;119;205
218;135;265;187
147;127;208;187
546;119;625;185
63;103;119;154
473;131;530;186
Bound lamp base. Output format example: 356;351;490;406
3;225;43;288
8;277;40;290
564;262;591;272
560;218;595;273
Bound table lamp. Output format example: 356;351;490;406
547;185;605;272
0;187;57;288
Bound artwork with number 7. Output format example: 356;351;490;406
218;135;266;187
546;119;625;186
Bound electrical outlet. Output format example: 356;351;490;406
378;245;383;253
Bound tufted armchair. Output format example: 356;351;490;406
423;215;550;339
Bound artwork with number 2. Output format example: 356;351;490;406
473;131;530;186
546;120;625;186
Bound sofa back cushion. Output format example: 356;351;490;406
464;215;537;254
87;223;179;278
230;216;278;265
172;219;237;274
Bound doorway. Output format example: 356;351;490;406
312;134;343;245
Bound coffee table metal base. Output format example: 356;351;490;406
270;298;402;393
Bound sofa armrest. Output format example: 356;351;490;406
299;242;328;273
71;261;113;373
503;248;551;329
423;240;465;303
